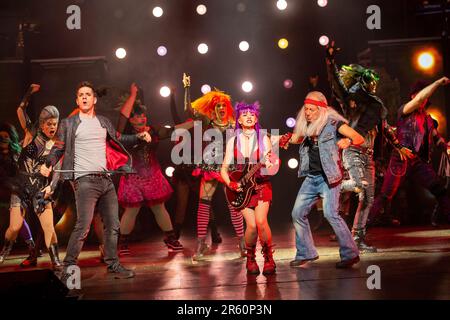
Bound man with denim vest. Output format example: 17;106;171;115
286;91;364;268
370;77;450;224
41;81;151;279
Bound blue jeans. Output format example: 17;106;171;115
291;174;359;261
64;175;120;268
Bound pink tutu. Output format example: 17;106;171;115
118;169;173;207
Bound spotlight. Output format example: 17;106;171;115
276;0;288;11
288;158;298;169
319;35;329;46
239;41;250;52
417;51;435;70
201;84;211;94
197;43;209;54
160;86;171;97
115;48;127;59
283;79;293;89
165;166;175;177
237;2;247;12
286;117;296;128
196;4;207;15
152;7;163;18
164;125;172;129
157;46;167;56
278;38;289;49
317;0;328;7
242;81;253;93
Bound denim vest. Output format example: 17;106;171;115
298;116;343;185
397;106;434;163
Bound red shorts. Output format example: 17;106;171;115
247;182;272;208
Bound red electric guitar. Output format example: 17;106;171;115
225;132;292;210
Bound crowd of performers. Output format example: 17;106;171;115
0;42;449;280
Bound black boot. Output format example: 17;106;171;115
163;230;183;252
20;239;38;268
48;243;63;271
0;239;14;264
352;228;377;253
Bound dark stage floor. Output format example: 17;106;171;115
1;225;450;300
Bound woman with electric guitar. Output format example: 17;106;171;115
221;101;281;276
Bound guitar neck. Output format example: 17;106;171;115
242;162;264;182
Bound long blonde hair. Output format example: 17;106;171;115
294;91;347;137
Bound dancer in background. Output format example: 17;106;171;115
116;83;191;254
370;77;450;223
183;73;245;260
325;41;412;252
0;83;62;270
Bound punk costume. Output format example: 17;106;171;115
183;78;245;260
326;46;403;252
0;105;63;270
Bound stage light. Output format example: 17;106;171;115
201;84;211;94
164;125;172;129
152;7;163;18
197;4;207;15
165;166;175;177
283;79;293;89
278;38;289;49
319;35;329;46
239;41;250;52
286;117;296;128
417;51;435;70
317;0;328;7
277;0;288;11
160;86;171;97
115;48;127;59
242;81;253;93
157;46;167;56
288;158;298;169
198;43;209;54
237;2;247;12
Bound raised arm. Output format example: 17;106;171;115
402;77;449;115
183;73;195;116
117;83;139;133
325;41;349;104
170;88;183;124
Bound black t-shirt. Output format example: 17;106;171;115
307;120;346;175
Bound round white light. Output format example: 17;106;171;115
236;2;247;12
242;81;253;93
283;79;293;89
197;43;209;54
239;41;250;52
317;0;328;8
165;166;175;177
319;35;329;46
115;48;127;59
196;4;207;15
153;7;163;18
286;117;296;128
288;158;299;169
201;84;211;94
276;0;288;11
160;86;171;97
157;46;167;56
